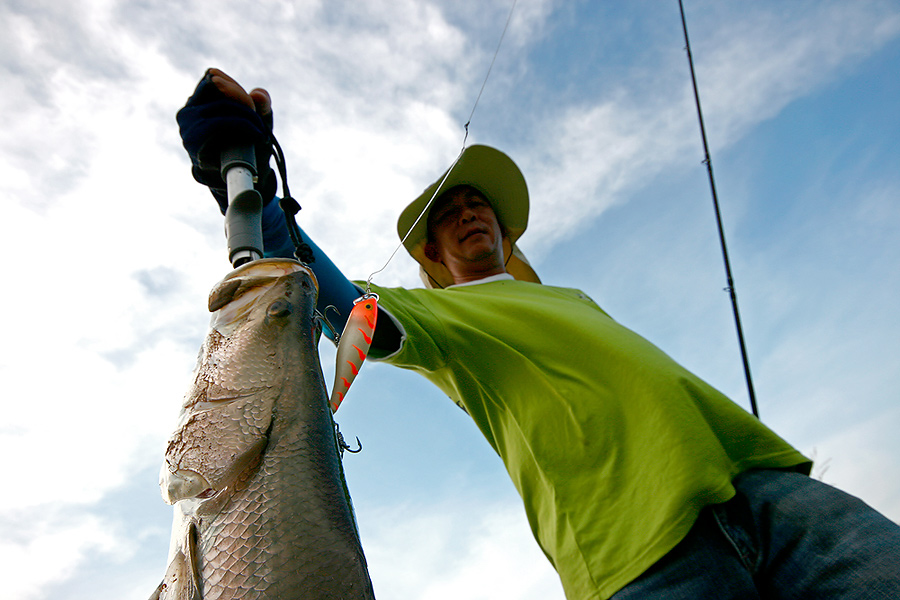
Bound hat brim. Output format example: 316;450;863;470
398;145;540;289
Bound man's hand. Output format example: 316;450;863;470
206;68;272;122
177;68;277;214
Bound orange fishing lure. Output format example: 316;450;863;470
329;293;378;412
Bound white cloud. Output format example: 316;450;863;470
692;1;900;140
360;498;565;600
1;0;899;597
0;509;119;600
521;0;900;255
807;405;900;523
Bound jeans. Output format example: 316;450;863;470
610;469;900;599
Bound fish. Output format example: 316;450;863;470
329;294;378;413
151;258;376;600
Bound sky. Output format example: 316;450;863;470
1;0;899;598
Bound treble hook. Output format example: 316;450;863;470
316;305;342;344
343;436;363;454
335;422;362;457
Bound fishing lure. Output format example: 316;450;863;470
329;293;378;412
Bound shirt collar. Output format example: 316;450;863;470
446;273;515;288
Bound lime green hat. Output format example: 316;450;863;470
397;144;541;289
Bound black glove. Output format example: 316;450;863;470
176;70;277;214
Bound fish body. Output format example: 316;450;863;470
153;259;375;600
329;295;378;412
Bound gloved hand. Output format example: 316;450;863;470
176;68;277;214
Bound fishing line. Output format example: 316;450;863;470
678;0;760;419
364;0;519;292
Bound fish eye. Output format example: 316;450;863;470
267;299;292;318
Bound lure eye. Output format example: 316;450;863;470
267;299;292;318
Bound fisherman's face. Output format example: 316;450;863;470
424;186;506;281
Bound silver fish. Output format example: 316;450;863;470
151;259;375;600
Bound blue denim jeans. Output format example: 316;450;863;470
611;469;900;599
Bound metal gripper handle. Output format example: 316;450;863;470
222;145;263;268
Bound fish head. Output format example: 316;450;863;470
161;259;319;504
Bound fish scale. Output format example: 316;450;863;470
152;259;375;600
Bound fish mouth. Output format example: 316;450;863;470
223;258;315;286
209;259;316;336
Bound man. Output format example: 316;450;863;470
177;69;900;599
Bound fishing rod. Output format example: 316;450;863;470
678;0;760;419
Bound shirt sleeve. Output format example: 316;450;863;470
363;285;448;373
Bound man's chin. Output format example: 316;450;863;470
459;230;490;243
460;243;498;260
460;231;499;249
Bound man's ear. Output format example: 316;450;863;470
424;242;441;263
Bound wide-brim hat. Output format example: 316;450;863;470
397;144;541;289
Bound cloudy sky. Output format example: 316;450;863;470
2;0;899;598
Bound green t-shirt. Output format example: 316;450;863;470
367;277;809;599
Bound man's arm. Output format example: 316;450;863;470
177;68;401;352
261;198;402;353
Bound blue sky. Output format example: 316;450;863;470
1;1;899;598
